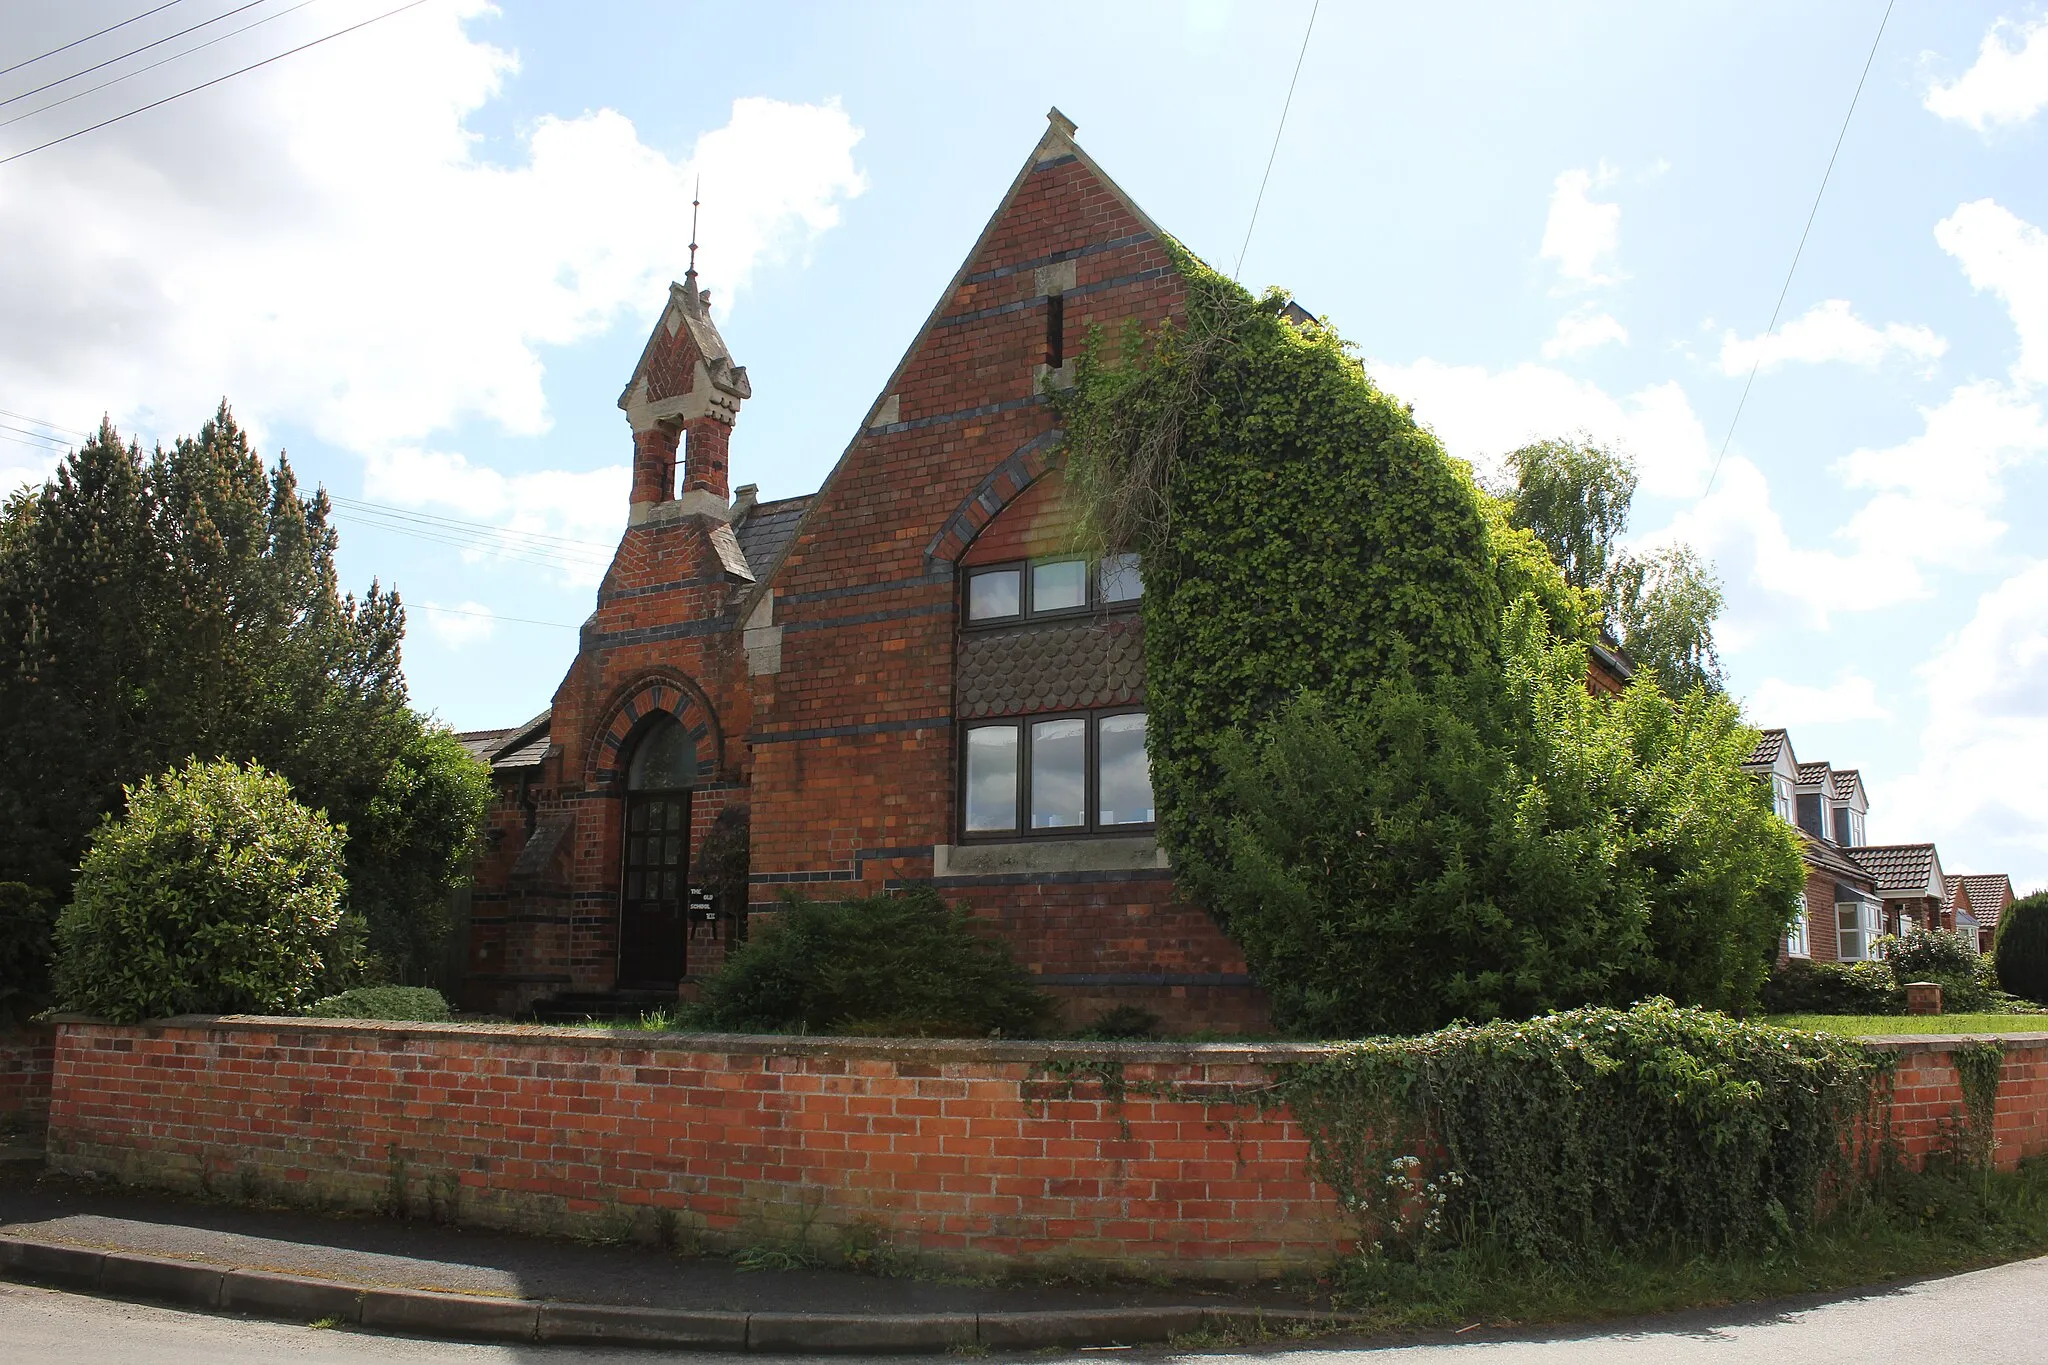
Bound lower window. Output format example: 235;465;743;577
1837;900;1875;962
1786;893;1810;959
961;710;1154;836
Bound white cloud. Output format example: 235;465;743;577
1832;380;2048;571
1716;299;1947;376
420;601;498;649
1881;561;2048;887
1541;308;1628;359
1926;15;2048;131
1539;166;1622;288
360;446;623;585
1368;358;1709;496
0;1;867;469
1936;199;2048;388
1745;672;1893;727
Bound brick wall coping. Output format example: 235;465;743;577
47;1015;2048;1061
44;1014;1337;1067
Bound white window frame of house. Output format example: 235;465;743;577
1772;774;1795;823
1837;899;1876;962
1846;808;1865;847
1786;893;1811;959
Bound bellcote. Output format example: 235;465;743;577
619;273;751;517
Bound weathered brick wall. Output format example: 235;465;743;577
46;1018;1343;1278
1871;1034;2048;1170
0;1025;54;1135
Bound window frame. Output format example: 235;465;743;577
1837;899;1875;962
962;553;1142;628
956;706;1154;841
1786;892;1811;959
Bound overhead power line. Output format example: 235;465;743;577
0;0;430;169
0;407;93;438
414;601;579;630
1;0;326;133
0;0;187;80
1235;0;1319;281
328;495;615;551
1701;0;1895;499
1;0;271;111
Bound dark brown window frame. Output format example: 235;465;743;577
961;553;1141;629
957;705;1153;841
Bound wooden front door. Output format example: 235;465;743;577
619;790;691;987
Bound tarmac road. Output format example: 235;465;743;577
4;1253;2048;1364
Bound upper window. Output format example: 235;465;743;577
1771;775;1795;823
1786;893;1811;959
626;713;696;791
965;554;1142;624
1846;808;1865;847
961;710;1154;837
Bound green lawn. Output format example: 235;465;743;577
1766;1013;2048;1036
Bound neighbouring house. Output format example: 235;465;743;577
1949;873;2017;952
1744;727;1941;962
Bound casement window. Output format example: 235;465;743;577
1846;808;1865;847
961;709;1154;836
1771;774;1795;823
1837;900;1876;962
964;554;1143;624
1786;893;1811;959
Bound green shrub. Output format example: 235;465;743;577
0;881;56;1023
1760;957;1900;1015
52;758;349;1023
695;887;1052;1037
1994;892;2048;1006
1280;999;1883;1264
1875;929;1996;1012
305;985;451;1022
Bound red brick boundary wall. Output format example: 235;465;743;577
0;1025;53;1135
40;1022;2048;1276
46;1018;1346;1278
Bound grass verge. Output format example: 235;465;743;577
1311;1161;2048;1338
1767;1013;2048;1036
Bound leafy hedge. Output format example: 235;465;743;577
695;887;1052;1037
53;758;350;1023
1995;892;2048;1006
1279;1000;1884;1262
1762;931;2015;1016
305;985;451;1022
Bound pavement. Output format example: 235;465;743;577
7;1252;2048;1363
0;1172;1343;1351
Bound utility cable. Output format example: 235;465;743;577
413;601;579;630
1701;0;1894;499
328;495;615;551
0;1;186;80
1;0;272;110
1235;0;1319;281
0;407;92;438
0;0;429;168
1;0;325;132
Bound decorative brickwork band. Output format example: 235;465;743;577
584;671;723;790
924;429;1064;567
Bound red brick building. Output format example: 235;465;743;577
458;111;1263;1031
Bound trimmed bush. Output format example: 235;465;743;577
0;881;56;1023
1880;928;1996;1012
695;887;1052;1037
52;758;349;1023
305;985;451;1022
1280;999;1882;1264
1760;957;1899;1015
1995;891;2048;1006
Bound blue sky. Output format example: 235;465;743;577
3;1;2046;889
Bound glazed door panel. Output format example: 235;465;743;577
619;791;690;987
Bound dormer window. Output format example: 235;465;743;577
1771;774;1794;823
1846;808;1865;847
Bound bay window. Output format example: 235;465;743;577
1837;899;1876;962
960;710;1154;837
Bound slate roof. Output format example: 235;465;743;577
1848;843;1942;897
734;494;812;581
456;728;516;763
1743;728;1790;769
458;710;551;774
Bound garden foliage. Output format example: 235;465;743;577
0;407;490;983
1760;958;1900;1015
53;758;350;1023
1762;930;2012;1016
305;985;452;1022
1995;892;2048;1006
1055;247;1800;1034
1279;999;1885;1263
695;887;1052;1037
0;881;56;1023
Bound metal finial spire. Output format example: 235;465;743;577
687;177;700;279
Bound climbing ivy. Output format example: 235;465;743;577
1952;1040;2004;1169
1054;245;1801;1034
